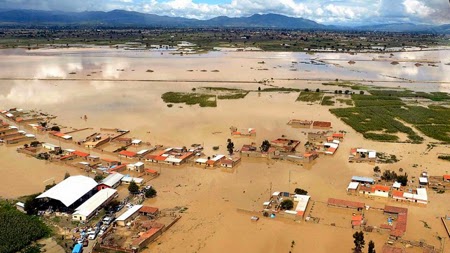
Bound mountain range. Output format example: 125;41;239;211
0;9;448;33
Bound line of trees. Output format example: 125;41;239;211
352;231;376;253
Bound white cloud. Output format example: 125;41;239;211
0;0;447;25
403;0;434;17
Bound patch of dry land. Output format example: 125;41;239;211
1;47;450;253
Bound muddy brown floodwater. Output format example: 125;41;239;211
0;48;449;253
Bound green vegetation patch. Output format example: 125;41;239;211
438;155;450;162
322;80;369;90
218;92;249;99
330;91;450;143
161;92;217;107
336;98;353;106
260;87;302;92
0;201;51;253
296;91;323;102
321;96;335;106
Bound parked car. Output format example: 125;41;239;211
102;216;114;225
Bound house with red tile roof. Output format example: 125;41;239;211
118;150;137;158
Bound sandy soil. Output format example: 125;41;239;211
0;48;449;253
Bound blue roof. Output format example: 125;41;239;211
72;243;83;253
351;176;374;183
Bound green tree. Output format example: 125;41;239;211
145;188;157;198
368;240;375;253
294;188;308;195
353;231;365;253
128;181;139;194
260;140;271;152
396;173;408;186
280;199;294;210
50;126;60;132
94;174;105;182
373;166;381;173
24;194;41;215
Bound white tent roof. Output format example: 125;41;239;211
415;188;428;201
347;182;359;190
393;182;401;188
368;151;377;158
101;173;124;187
419;177;428;183
131;139;142;144
294;195;310;212
73;188;117;217
37;176;97;207
136;149;148;155
165;157;182;163
195;158;208;163
116;205;142;221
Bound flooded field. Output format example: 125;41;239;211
0;48;449;253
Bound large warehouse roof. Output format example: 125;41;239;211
37;175;98;207
73;188;117;217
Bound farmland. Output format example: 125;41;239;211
330;90;450;143
161;92;217;107
296;91;324;102
0;201;51;253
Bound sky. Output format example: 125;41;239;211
1;0;449;25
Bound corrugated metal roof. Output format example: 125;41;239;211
37;176;97;207
73;188;117;217
116;205;143;221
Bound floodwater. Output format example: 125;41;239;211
1;47;450;253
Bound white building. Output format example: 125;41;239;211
72;188;118;221
42;142;60;151
99;173;124;189
116;205;143;226
36;176;98;208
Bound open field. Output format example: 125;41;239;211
0;48;450;253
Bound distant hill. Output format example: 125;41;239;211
0;9;448;33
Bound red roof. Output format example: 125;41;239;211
392;190;404;198
351;215;363;221
146;169;158;174
313;121;331;127
352;220;362;226
139;206;159;214
102;158;118;163
359;185;374;193
146;155;166;161
374;185;390;192
444;175;450;180
73;150;89;157
119;150;137;157
332;133;344;138
52;131;65;137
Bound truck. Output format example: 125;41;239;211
72;243;83;253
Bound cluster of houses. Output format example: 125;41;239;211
240;138;319;164
0;120;36;144
347;175;428;205
349;148;377;163
307;131;344;155
263;191;311;220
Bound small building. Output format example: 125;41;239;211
206;155;226;167
72;188;118;221
50;131;73;140
392;182;401;189
323;142;339;155
419;177;428;186
444;175;450;182
119;150;137;158
136;149;152;157
121;176;144;185
98;173;124;190
116;205;143;226
42;142;61;152
139;206;159;217
220;157;241;168
15;202;25;212
131;139;142;146
351;176;374;184
87;155;100;163
293;194;310;218
127;162;145;172
347;182;359;192
102;158;120;168
372;185;390;198
270;138;300;152
72;150;90;159
312;121;332;129
195;158;208;166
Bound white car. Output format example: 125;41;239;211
88;233;97;240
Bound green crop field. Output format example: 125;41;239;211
161;92;217;107
296;91;323;102
330;90;450;143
